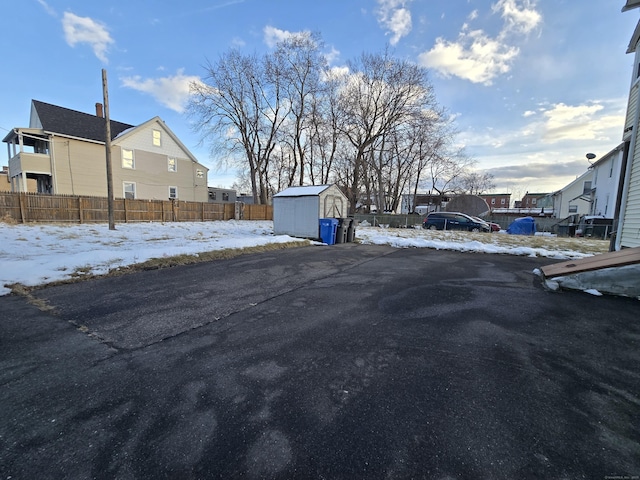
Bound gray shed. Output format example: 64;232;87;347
273;184;349;239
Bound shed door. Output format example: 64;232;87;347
322;194;344;218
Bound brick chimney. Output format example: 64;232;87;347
95;102;104;118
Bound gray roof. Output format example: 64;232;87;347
32;100;134;142
273;185;333;197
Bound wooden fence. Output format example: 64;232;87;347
0;192;273;224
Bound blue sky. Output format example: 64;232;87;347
1;0;638;195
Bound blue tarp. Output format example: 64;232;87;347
506;216;537;235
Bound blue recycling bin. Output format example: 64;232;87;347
319;218;339;245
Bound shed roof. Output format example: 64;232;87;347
274;185;333;197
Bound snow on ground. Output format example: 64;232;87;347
0;220;610;296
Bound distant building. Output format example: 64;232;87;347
517;192;549;209
479;193;511;209
1;165;36;192
208;187;236;204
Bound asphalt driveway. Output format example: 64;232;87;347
1;244;638;479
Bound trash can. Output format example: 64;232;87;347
336;218;350;244
319;218;339;245
346;218;356;242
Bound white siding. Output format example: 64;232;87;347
273;196;320;238
624;83;638;141
116;121;188;159
620;138;640;247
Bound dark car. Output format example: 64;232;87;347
423;212;491;232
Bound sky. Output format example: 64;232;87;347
0;220;610;298
1;0;639;196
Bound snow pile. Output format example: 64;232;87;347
0;221;303;296
0;221;608;296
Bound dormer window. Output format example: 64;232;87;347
152;129;162;147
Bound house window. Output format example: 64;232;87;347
196;169;204;178
531;198;537;205
168;157;177;172
169;186;178;199
501;198;506;204
583;181;592;195
122;149;134;169
491;198;495;205
153;130;162;147
568;205;578;213
210;191;217;200
123;182;136;199
223;192;230;201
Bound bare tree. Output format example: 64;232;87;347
188;50;286;204
272;32;326;187
338;50;432;213
453;170;496;195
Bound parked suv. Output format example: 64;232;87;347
423;212;491;232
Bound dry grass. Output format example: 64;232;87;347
1;214;17;225
357;226;611;256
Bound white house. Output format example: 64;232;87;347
589;143;625;218
617;2;640;248
552;170;594;220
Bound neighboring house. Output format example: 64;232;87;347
2;100;209;202
479;193;511;209
551;170;594;220
208;187;236;204
0;165;36;192
617;2;640;248
237;194;256;205
589;143;625;218
518;192;549;209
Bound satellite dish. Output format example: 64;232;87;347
586;153;596;160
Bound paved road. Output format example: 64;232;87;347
1;244;638;479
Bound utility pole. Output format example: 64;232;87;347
102;68;115;230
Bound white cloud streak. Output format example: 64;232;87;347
263;25;295;48
62;12;114;64
376;0;413;45
492;0;542;34
121;69;202;113
37;0;57;17
419;28;519;85
418;0;541;85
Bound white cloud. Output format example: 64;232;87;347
376;0;413;45
523;110;536;117
38;0;57;17
324;46;341;65
540;103;624;143
492;0;542;35
418;0;541;85
418;29;519;85
62;12;114;63
121;69;202;113
263;25;295;48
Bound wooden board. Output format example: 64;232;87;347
541;247;640;278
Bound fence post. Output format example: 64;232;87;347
78;197;84;224
18;193;27;223
124;199;128;223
